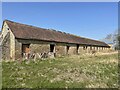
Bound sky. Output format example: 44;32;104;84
1;2;118;40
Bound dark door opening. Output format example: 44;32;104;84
76;44;79;54
90;46;92;50
50;44;55;52
66;46;70;54
83;46;87;50
83;46;86;50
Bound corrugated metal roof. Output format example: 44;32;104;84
4;20;110;47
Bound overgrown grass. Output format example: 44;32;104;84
2;53;118;88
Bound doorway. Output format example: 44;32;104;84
76;44;79;54
22;44;30;54
66;46;70;54
50;44;55;52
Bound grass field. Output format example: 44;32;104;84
2;52;118;88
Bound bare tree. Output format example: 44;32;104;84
113;30;119;50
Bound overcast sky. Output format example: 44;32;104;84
1;2;118;40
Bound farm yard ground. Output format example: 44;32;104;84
2;51;118;88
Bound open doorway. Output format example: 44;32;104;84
50;44;55;52
76;44;79;54
66;46;70;54
22;44;30;56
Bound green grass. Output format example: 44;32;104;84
2;53;118;88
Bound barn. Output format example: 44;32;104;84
0;20;110;60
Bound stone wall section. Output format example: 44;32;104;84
30;44;50;53
55;45;66;57
10;30;15;60
68;46;77;55
2;32;10;60
10;38;111;60
15;39;22;60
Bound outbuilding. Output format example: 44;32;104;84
0;20;110;60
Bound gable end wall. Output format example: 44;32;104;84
1;21;15;60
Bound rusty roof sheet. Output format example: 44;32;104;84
4;20;110;47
